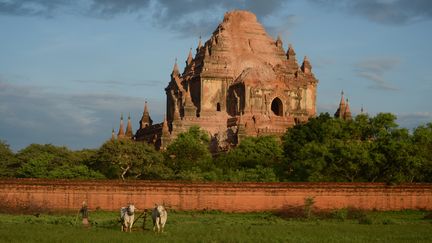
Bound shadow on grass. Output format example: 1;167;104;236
273;199;373;225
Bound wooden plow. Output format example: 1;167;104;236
132;209;149;231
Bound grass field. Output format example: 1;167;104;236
0;210;431;242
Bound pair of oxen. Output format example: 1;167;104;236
120;204;167;233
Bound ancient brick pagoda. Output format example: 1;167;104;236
116;10;319;152
334;90;352;121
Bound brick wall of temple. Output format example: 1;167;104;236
1;179;431;212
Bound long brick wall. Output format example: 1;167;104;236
1;179;431;212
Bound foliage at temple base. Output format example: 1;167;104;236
0;114;431;182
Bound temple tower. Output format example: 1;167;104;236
125;113;134;138
117;114;125;139
140;101;153;129
134;10;319;151
334;91;352;121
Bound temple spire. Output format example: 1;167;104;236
183;88;196;117
204;45;210;56
117;113;125;139
334;91;347;119
287;43;296;60
184;88;193;106
186;48;193;66
171;58;180;77
125;113;133;138
301;56;312;74
144;100;149;114
140;101;153;129
160;115;171;150
197;36;202;51
162;115;170;135
344;99;352;120
276;34;283;48
111;128;115;141
173;104;180;121
340;90;346;106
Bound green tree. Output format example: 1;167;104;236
283;113;334;160
328;140;372;182
214;136;282;182
412;123;432;182
72;149;98;167
368;128;420;183
282;113;339;181
164;126;212;174
16;144;75;168
281;112;420;183
49;164;105;179
362;114;421;183
16;153;53;178
217;136;283;169
95;139;164;181
290;141;330;181
16;143;103;179
351;113;373;140
0;140;18;177
370;113;398;139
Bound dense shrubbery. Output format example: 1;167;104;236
0;113;431;182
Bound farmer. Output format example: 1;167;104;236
79;201;89;226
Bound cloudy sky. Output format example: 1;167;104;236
1;0;431;151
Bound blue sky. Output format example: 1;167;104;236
0;0;431;151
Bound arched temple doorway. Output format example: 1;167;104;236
271;97;283;116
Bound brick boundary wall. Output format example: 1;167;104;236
0;179;431;212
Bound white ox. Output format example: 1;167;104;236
152;204;168;233
120;204;136;232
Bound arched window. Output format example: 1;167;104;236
216;102;221;112
271;97;283;116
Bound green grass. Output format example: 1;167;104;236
0;210;431;242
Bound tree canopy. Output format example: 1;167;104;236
0;140;19;177
9;143;103;179
94;139;164;181
282;113;430;183
164;126;212;171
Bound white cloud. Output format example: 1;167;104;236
397;111;432;129
309;0;432;25
354;57;400;91
0;81;164;151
